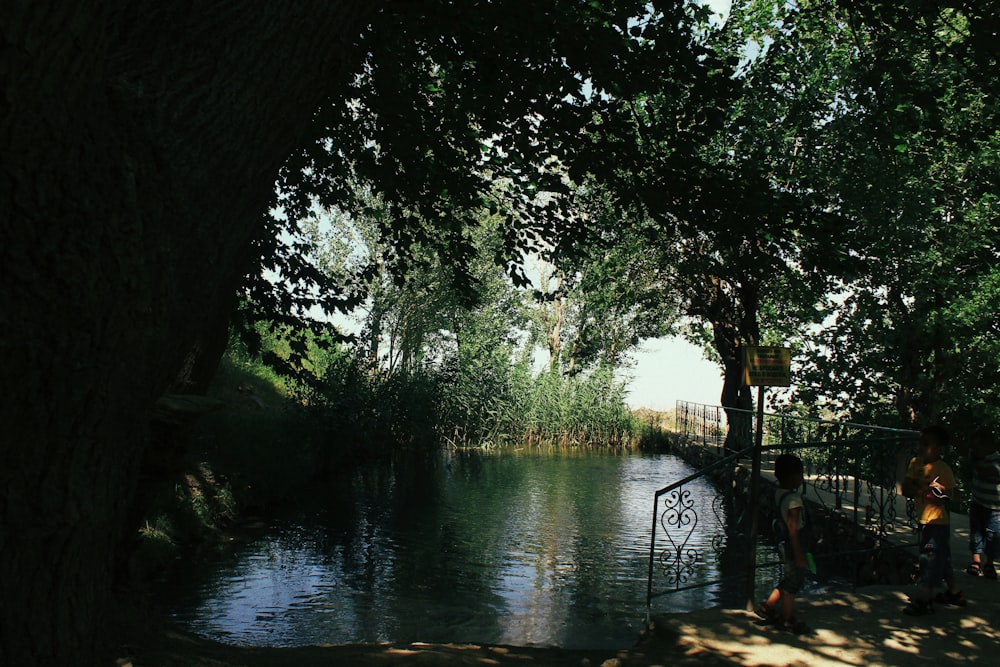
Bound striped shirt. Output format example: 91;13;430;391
972;452;1000;510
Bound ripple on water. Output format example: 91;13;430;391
160;451;750;649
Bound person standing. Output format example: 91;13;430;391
966;430;1000;579
901;425;965;615
755;454;811;633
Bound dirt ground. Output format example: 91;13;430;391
114;582;1000;667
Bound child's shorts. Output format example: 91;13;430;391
779;561;807;595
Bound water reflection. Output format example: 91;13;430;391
159;450;739;649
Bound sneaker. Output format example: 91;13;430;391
903;599;933;616
754;601;777;622
934;590;967;607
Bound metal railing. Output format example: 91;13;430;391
645;444;752;609
647;401;920;617
673;402;726;450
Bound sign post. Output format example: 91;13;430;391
742;345;791;611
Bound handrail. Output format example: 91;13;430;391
647;402;921;620
689;403;918;437
645;444;754;613
650;444;755;501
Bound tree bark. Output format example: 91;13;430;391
692;276;759;451
0;2;376;664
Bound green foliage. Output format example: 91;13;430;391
129;517;178;581
130;465;238;583
236;1;735;379
187;340;329;510
436;352;524;448
235;0;998;474
174;466;238;536
217;309;645;462
514;367;638;448
543;187;680;375
437;364;578;449
779;1;1000;435
280;193;647;453
301;354;441;458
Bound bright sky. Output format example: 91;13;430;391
623;336;722;411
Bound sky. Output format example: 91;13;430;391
622;336;722;411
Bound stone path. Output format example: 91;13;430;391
640;578;1000;667
637;450;1000;666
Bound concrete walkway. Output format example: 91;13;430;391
124;578;1000;667
641;576;1000;666
639;456;1000;666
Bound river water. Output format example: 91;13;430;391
158;449;760;649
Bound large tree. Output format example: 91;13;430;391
792;1;1000;430
578;0;854;438
591;0;999;440
1;3;377;663
0;2;719;663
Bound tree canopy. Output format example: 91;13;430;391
0;3;731;662
2;1;999;664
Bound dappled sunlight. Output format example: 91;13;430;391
643;583;1000;666
127;582;1000;666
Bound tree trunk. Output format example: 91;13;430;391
547;290;564;371
0;2;375;664
716;319;755;452
694;276;759;452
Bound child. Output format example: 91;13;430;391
756;453;810;633
901;425;965;615
966;430;1000;579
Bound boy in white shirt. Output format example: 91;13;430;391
755;454;810;633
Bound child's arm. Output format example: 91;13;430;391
786;506;807;568
930;468;958;506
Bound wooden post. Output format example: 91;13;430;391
745;386;766;610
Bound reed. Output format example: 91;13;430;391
439;366;643;450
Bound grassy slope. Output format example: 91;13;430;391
129;355;316;582
192;354;318;510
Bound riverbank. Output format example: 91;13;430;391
114;580;1000;666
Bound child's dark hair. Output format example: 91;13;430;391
774;453;804;486
922;425;950;449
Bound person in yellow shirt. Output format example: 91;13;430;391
901;425;965;615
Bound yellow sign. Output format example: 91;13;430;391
742;346;792;386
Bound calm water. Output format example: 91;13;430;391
158;449;757;649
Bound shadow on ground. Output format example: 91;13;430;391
118;584;1000;666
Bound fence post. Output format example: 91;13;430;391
745;387;766;610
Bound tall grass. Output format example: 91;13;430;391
434;347;532;447
192;328;666;494
299;352;440;463
516;368;636;448
246;331;655;454
131;329;671;579
434;360;647;450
